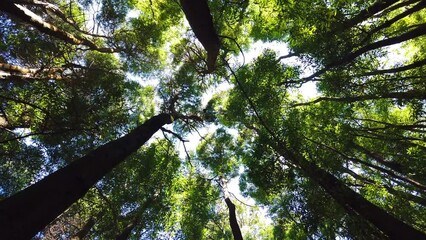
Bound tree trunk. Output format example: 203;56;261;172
114;196;154;240
0;2;115;53
0;62;65;81
115;218;138;240
179;0;220;73
0;113;173;240
273;144;426;239
72;217;96;240
225;198;243;240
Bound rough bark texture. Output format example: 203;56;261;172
0;113;173;240
225;198;243;240
274;145;426;239
180;0;220;73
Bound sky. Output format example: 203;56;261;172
164;40;320;226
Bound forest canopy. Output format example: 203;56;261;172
0;0;426;239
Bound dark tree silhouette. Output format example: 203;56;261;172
180;0;220;73
0;113;173;239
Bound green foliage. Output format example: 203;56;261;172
2;0;426;238
196;128;239;178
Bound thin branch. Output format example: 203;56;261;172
304;23;426;80
356;58;426;77
161;127;193;166
291;90;426;107
229;192;255;207
360;0;426;44
276;52;298;63
160;127;188;143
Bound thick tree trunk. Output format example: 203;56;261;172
273;145;426;239
225;197;243;240
0;113;173;239
179;0;220;73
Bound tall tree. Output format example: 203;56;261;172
0;113;173;239
1;0;426;238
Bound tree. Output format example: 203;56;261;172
222;50;426;238
0;113;173;239
1;0;426;238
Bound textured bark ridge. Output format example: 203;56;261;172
180;0;220;73
0;113;173;240
225;197;243;240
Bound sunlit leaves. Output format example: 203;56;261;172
196;128;240;178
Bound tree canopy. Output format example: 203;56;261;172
1;0;426;239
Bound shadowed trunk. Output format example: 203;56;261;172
272;144;426;239
115;218;138;240
0;113;173;239
225;198;243;240
115;196;154;240
72;217;96;240
180;0;220;73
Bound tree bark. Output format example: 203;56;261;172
0;62;65;81
0;113;173;239
224;197;243;240
0;2;116;53
180;0;220;73
72;217;96;240
272;144;426;239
